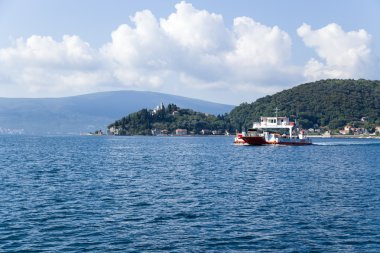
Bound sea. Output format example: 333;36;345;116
0;135;379;252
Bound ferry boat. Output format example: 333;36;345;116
238;113;312;146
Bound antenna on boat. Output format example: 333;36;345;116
275;107;278;117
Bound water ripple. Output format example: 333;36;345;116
0;136;379;252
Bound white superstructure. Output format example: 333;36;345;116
252;116;295;138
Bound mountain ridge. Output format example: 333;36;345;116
0;90;235;134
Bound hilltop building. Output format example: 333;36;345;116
152;102;165;115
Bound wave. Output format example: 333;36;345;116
314;141;380;146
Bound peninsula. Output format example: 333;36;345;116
108;103;231;136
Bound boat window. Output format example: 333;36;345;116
268;119;277;124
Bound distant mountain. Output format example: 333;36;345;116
229;79;380;131
0;91;235;134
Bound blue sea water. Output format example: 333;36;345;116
0;135;379;252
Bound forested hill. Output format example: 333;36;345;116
108;79;379;135
229;79;380;131
108;104;231;135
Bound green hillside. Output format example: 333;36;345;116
108;79;380;135
229;79;380;131
108;104;231;135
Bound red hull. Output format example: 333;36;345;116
241;136;267;145
242;136;312;145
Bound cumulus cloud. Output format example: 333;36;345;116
100;9;171;88
225;17;293;83
0;34;109;95
0;35;94;66
0;1;298;101
297;23;375;80
98;1;297;94
0;1;377;103
100;2;232;89
160;1;232;52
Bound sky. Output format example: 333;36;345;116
0;0;379;105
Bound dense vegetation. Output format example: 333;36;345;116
108;104;232;135
109;79;380;135
229;79;380;132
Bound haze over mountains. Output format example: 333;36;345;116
0;91;235;134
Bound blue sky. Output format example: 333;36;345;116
0;0;379;104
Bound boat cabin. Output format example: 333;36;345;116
252;116;296;138
252;116;294;128
260;116;290;126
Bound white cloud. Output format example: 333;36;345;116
229;17;291;66
0;35;95;67
298;23;375;80
0;1;298;101
100;1;296;93
100;9;173;88
225;17;293;82
160;1;232;52
0;34;108;95
0;1;377;103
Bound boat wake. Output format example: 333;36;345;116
314;141;380;146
